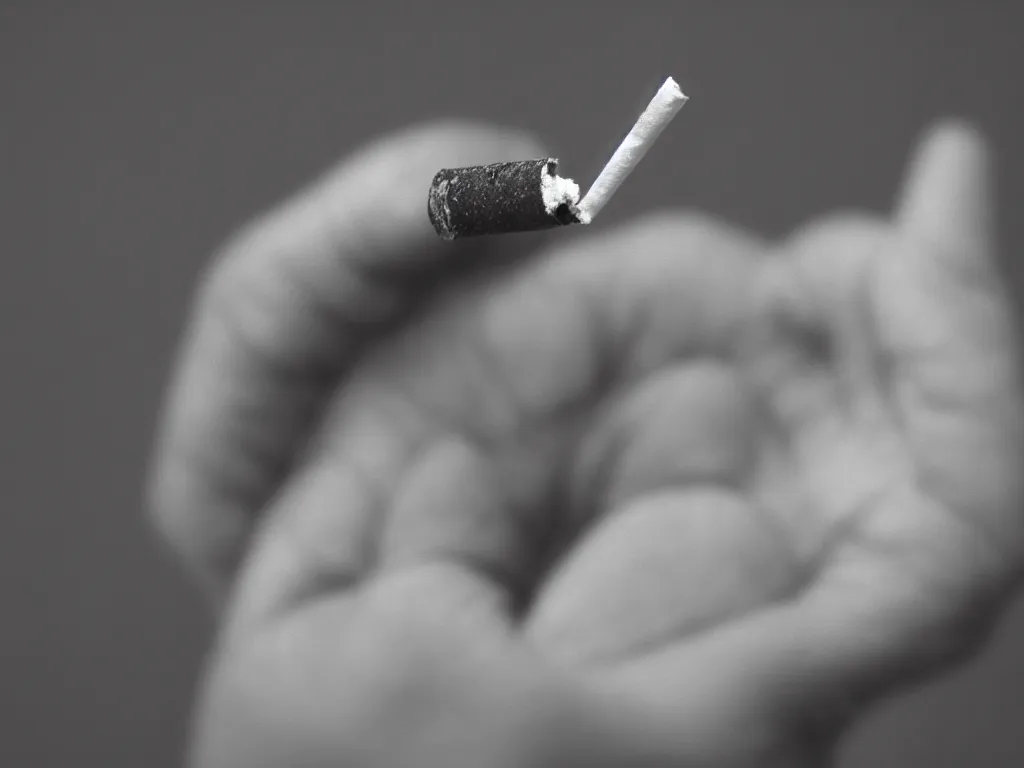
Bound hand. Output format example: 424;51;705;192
149;121;1024;767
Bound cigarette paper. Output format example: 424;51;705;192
427;77;687;239
428;158;583;240
576;77;688;224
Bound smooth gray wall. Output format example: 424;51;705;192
3;3;1023;766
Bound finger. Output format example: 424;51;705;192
147;122;550;600
879;121;1024;563
524;487;801;670
896;120;998;282
770;214;890;415
590;599;863;763
226;212;765;632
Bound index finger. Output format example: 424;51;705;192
147;122;549;599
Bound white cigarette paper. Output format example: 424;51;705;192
577;77;688;224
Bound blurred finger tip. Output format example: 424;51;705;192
903;118;991;199
920;117;987;151
896;117;994;254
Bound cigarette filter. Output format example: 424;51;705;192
428;158;583;240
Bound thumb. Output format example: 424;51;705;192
879;121;1024;569
147;122;550;602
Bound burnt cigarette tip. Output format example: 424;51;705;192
427;157;583;240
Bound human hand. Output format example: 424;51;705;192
149;121;1024;767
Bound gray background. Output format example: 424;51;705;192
3;2;1023;765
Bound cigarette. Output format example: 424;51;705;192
427;77;688;240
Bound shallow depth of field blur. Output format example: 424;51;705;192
3;3;1023;766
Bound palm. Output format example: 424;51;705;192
158;124;1024;767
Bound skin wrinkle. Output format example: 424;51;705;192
281;356;579;622
734;258;828;433
383;438;550;618
154;456;250;588
814;460;1013;678
582;361;754;513
891;374;1024;559
497;436;579;599
557;219;761;523
792;420;908;579
205;238;345;388
729;259;834;573
252;414;437;634
554;274;634;536
741;394;814;580
168;248;345;582
553;360;742;543
752;217;888;422
415;444;577;618
366;379;587;615
273;244;395;373
844;258;890;421
879;233;1022;405
902;337;1016;415
799;482;896;594
834;232;917;466
911;444;1022;568
565;394;635;540
893;332;1024;553
162;370;312;582
383;440;516;600
734;225;924;579
195;295;318;456
274;460;382;611
801;228;890;424
818;527;995;675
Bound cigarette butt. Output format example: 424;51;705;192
427;158;582;240
426;77;688;240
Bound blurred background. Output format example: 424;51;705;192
3;2;1023;765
